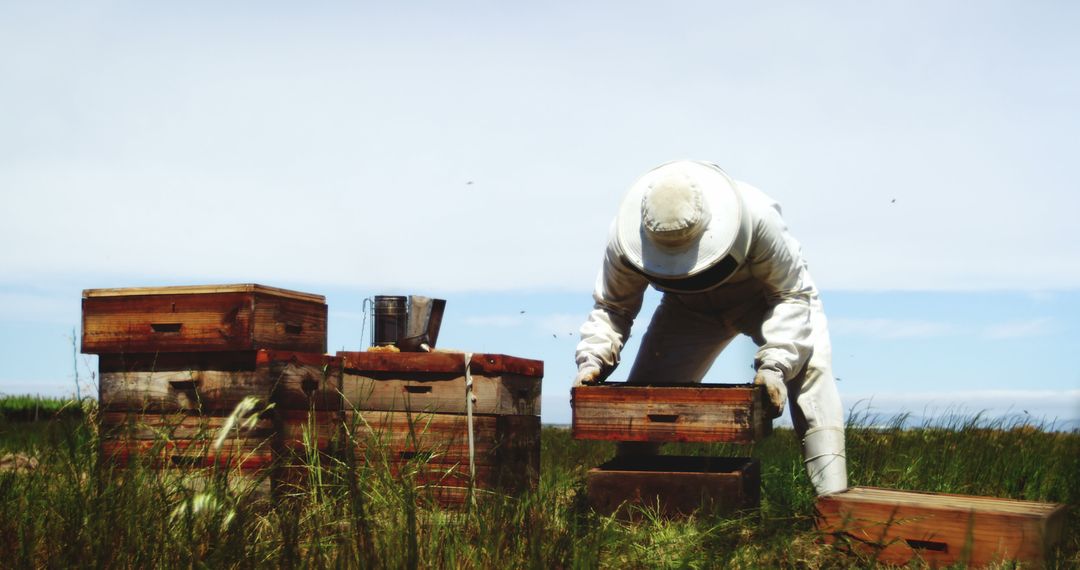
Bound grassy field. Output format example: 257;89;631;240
0;398;1076;569
0;395;82;423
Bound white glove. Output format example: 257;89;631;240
754;367;787;419
573;364;602;387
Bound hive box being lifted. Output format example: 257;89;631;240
816;487;1067;567
587;455;761;518
571;383;772;443
82;284;327;354
338;352;542;416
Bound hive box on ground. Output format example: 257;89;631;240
571;383;772;443
815;486;1067;567
338;351;543;504
82;284;327;354
587;455;761;518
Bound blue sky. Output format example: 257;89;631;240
1;2;1078;425
2;283;1077;426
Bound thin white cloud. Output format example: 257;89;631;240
842;389;1080;423
981;318;1055;340
830;317;1057;341
1;3;1078;292
0;291;78;324
829;318;959;339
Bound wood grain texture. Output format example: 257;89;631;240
82;287;327;354
99;350;341;412
571;383;772;443
587;455;760;518
342;371;540;416
100;369;270;413
83;283;324;303
101;412;275;470
259;351;343;411
815;486;1067;566
338;351;543;377
345;411;539;499
276;410;342;453
345;411;537;467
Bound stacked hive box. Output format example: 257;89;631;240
337;351;542;505
572;383;771;517
83;284;334;489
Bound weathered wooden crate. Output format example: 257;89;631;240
587;455;761;518
344;410;540;504
82;284;327;354
571;383;772;443
338;352;542;416
816;486;1067;566
100;410;276;472
98;350;342;413
99;350;343;492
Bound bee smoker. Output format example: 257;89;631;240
371;295;445;351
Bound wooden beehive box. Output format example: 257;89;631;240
816;486;1067;566
98;350;342;413
99;350;343;491
345;410;540;504
587;455;760;518
100;410;276;472
82;284;327;354
337;351;542;504
338;352;541;416
571;383;772;443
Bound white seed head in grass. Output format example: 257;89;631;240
170;492;236;530
213;396;270;452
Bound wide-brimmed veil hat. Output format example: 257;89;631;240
615;160;751;292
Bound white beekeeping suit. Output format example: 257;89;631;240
575;160;847;496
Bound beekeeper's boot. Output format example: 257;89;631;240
803;426;847;496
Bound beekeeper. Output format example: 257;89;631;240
574;160;847;496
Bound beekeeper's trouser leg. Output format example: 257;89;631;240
620;294;847;495
775;297;847;495
619;296;736;457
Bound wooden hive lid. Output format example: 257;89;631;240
82;283;325;304
338;351;543;377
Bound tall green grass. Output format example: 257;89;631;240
0;402;1076;569
0;395;81;423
